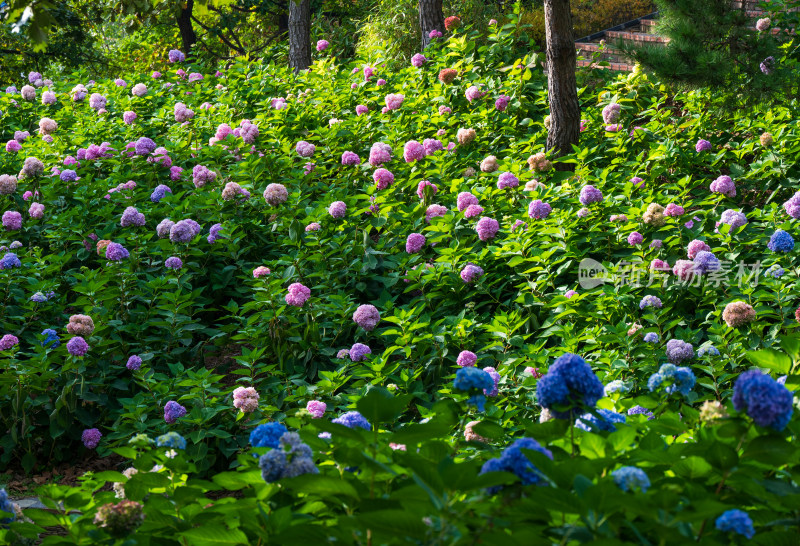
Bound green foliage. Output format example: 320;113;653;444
0;12;800;544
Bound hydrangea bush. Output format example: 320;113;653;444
1;10;800;544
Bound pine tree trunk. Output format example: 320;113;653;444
288;0;311;73
418;0;445;50
177;0;197;56
544;0;580;169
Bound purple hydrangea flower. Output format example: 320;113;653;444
285;283;311;307
126;355;142;371
82;428;102;449
457;350;477;367
164;400;187;424
165;256;183;270
406;233;426;253
353;304;380;331
665;339;694;364
67;336;90;356
733;370;793;431
349;343;371;362
105;242;129;261
460;263;484;283
476;217;500;241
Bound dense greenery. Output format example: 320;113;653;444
1;6;800;546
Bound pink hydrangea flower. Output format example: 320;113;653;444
307;400;326;418
285;283;311;307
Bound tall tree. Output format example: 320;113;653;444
544;0;580;167
177;0;198;55
288;0;310;72
418;0;444;50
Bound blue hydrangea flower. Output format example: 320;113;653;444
767;264;785;278
715;509;755;539
536;353;604;418
767;229;794;253
259;432;318;483
639;295;662;310
150;184;172;202
648;363;695;397
41;328;60;348
612;466;650;492
479;437;553;493
454;367;495;411
698;345;720;357
604;380;630;396
249;422;288;448
0;252;21;269
0;488;15;524
332;411;371;431
156;432;187;450
627;405;654;420
30;292;48;303
733;370;793;431
643;332;659;343
693;250;720;274
574;409;626;432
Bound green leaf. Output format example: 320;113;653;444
125;472;172;501
672;456;712;479
356;387;411;424
282;474;358;499
579;433;606;459
179;526;249;545
470;421;506;442
746;349;791;375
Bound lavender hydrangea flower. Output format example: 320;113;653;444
665;339;694;364
460;263;484;283
457;350;477;367
497;172;519;190
528;200;552;219
263;183;288;205
476;217;499;241
169;220;199;243
126;355;142;371
105;242;129;261
82;428;102;449
120;207;145;227
710;175;736;198
0;334;19;351
168;49;186;63
164;400;187;424
165;257;183;270
328;201;347;218
341;151;360;166
353;304;380;331
151;184;172;202
406;233;426;253
695;139;712;152
639;295;662;310
349;343;371;361
579;185;603;205
67;336;89;356
693;250;720;274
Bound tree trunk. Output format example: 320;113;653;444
418;0;444;50
544;0;580;169
177;0;197;56
288;0;311;73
